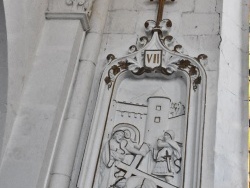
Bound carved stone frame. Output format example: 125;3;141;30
78;27;207;188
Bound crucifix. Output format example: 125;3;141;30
150;0;175;27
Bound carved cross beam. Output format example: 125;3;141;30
116;162;172;187
150;0;175;27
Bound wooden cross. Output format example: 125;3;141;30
115;143;176;188
150;0;175;27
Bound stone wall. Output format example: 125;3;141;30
0;0;248;187
70;0;247;187
0;0;8;160
3;0;49;155
214;0;249;187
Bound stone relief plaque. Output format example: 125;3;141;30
96;78;186;188
78;7;207;188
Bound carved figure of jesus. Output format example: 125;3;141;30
99;130;150;188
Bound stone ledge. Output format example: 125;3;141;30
45;12;90;31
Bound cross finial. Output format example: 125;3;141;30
150;0;175;27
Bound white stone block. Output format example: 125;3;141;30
176;35;200;56
104;10;138;34
181;13;220;35
200;35;221;51
199;35;221;71
134;0;157;11
98;33;137;61
0;20;83;188
109;0;136;10
135;0;195;12
194;0;217;13
165;0;195;12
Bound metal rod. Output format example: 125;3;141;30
156;0;165;27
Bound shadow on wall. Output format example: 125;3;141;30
0;0;8;161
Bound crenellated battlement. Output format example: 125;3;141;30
116;110;147;119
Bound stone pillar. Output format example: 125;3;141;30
0;0;7;160
0;5;87;188
45;0;111;187
214;0;249;187
2;0;48;160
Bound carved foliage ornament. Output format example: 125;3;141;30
104;20;207;91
